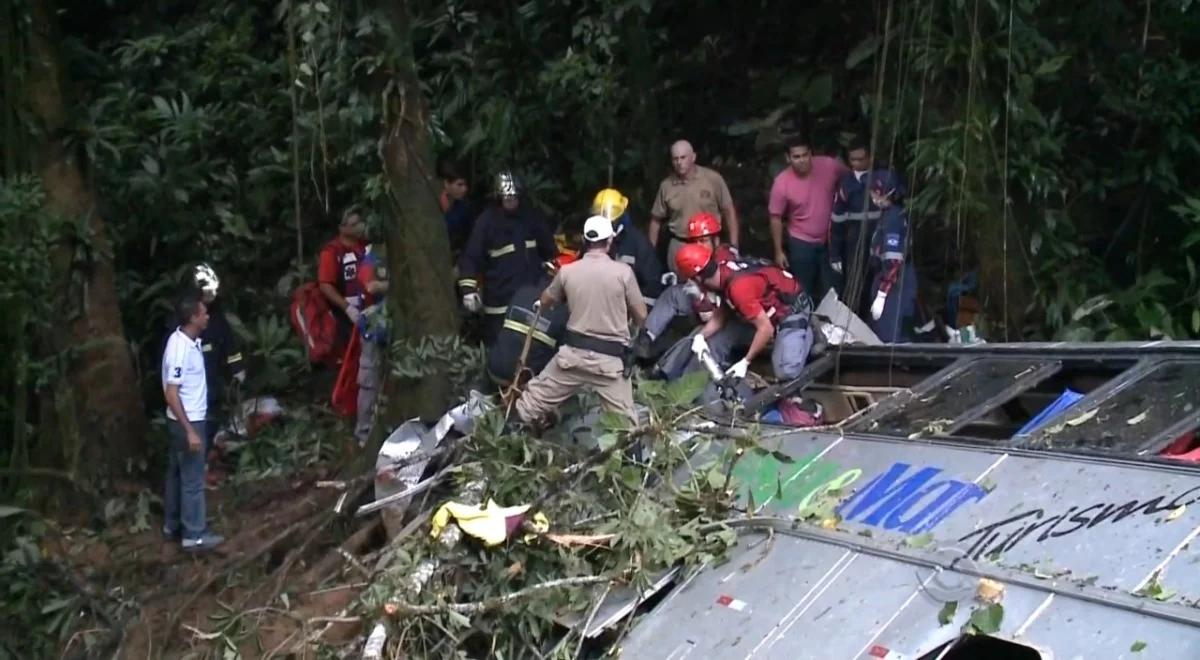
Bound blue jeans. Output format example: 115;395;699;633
787;236;838;303
164;419;208;541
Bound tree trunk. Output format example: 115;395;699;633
380;1;461;424
24;0;146;477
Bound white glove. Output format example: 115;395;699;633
690;333;710;358
831;261;843;274
698;310;714;322
727;245;740;257
532;299;542;313
725;358;750;380
345;305;362;324
682;279;702;300
870;291;887;320
661;272;678;287
232;371;246;385
462;292;482;313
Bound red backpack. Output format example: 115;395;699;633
290;282;339;366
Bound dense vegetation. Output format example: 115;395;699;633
2;0;1200;654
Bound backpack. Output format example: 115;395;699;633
290;282;339;366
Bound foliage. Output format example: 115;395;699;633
0;509;109;658
0;177;77;474
389;334;485;403
355;376;741;658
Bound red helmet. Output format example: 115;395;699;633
675;243;715;279
686;212;721;240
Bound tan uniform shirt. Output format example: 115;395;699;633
651;165;734;238
545;251;645;344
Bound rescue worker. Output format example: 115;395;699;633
485;277;569;388
829;140;880;312
458;170;558;344
515;216;648;429
318;207;369;353
769;135;849;301
635;212;735;361
354;243;389;446
865;169;918;343
592;187;664;307
675;243;814;383
649;140;740;269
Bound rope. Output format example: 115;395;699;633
830;0;895;386
1001;0;1016;341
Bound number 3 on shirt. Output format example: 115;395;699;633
173;367;182;378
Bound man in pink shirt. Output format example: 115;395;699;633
769;136;850;299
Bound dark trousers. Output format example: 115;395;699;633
164;419;208;540
787;236;838;303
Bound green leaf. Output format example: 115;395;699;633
845;36;880;69
0;505;28;519
665;371;709;408
1034;54;1070;77
937;601;957;626
968;603;1004;634
446;609;471;628
804;73;833;112
1192;309;1199;335
905;532;935;548
1131;641;1147;653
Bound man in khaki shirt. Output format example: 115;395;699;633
649;140;740;270
515;216;648;428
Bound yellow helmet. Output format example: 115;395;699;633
591;188;628;222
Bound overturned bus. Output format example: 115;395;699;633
621;341;1200;659
372;341;1200;659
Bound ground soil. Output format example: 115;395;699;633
45;466;377;659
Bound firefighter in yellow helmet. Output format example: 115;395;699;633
591;187;663;308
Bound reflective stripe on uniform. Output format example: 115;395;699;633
643;296;657;306
488;244;516;258
458;278;478;289
227;352;243;363
502;319;557;348
831;213;847;224
524;239;538;249
484;305;508;315
882;251;906;261
845;211;882;221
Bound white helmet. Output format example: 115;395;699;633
193;263;220;297
583;215;615;242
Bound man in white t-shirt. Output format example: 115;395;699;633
161;291;224;552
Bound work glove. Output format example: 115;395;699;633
690;333;710;358
682;279;702;301
661;272;678;287
462;292;482;313
830;261;843;274
870;291;887;320
532;299;542;313
232;371;246;385
345;305;362;324
727;245;740;257
724;358;750;381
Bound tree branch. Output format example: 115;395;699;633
385;575;609;617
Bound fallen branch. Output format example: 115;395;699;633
384;575;609;617
355;464;458;517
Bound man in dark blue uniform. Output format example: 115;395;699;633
830;140;880;314
865;169;918;343
457;170;558;343
486;279;569;388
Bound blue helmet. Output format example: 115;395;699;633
870;169;906;200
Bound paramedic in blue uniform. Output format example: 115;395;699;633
457;170;558;344
829;140;880;313
866;169;918;343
